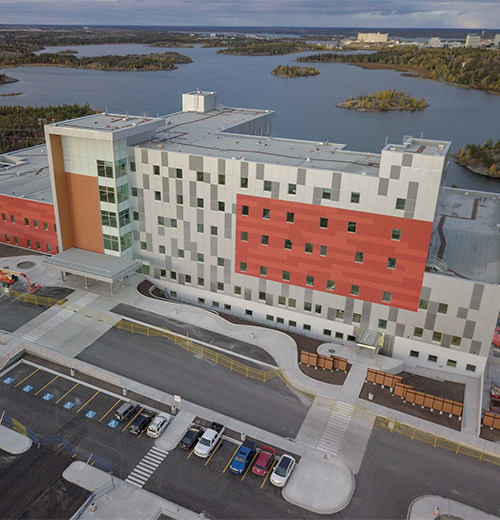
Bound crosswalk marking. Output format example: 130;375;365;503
317;401;355;456
125;446;169;488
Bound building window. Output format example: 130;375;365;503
262;208;270;219
158;216;164;226
234;286;242;295
414;327;423;338
160;269;166;277
261;235;269;245
10;215;15;224
101;210;117;228
282;271;290;281
153;165;160;175
326;280;335;291
242;205;249;215
197;223;203;233
354;251;364;263
432;331;443;342
305;242;313;254
140;241;147;250
176;168;183;179
198;297;205;304
438;303;448;314
198;277;204;286
241;178;248;188
277;317;284;324
4;234;9;243
419;299;429;310
33;219;38;228
304;302;312;312
211;226;217;235
347;221;357;233
428;355;438;363
335;332;344;339
278;296;286;305
288;298;296;308
260;266;267;276
171;218;177;228
218;174;225;185
24;218;29;226
178;249;185;258
240;262;247;272
130;161;136;172
97;159;113;178
264;180;272;191
303;324;311;331
176;194;182;204
451;336;461;347
198;253;204;262
351;192;360;204
391;228;402;240
120;232;132;250
259;291;266;301
319;217;328;229
44;222;49;231
218;201;225;211
289;320;296;327
26;239;31;248
446;359;457;368
387;257;397;269
322;188;331;199
305;275;314;286
197;171;204;182
286;212;294;223
320;245;327;256
246;309;253;316
378;319;387;330
217;257;224;266
315;304;322;314
323;329;332;336
118;209;130;227
99;186;115;204
197;198;204;208
217;282;224;291
382;291;392;303
336;309;344;319
288;184;296;195
130;211;138;222
351;285;360;296
241;231;248;241
14;236;18;245
284;239;292;250
103;235;119;252
353;313;361;323
466;364;476;372
409;350;419;358
1;213;6;222
396;198;406;210
159;245;165;254
266;315;274;321
131;187;138;197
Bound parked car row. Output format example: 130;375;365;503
114;402;173;438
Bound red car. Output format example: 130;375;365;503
252;446;276;476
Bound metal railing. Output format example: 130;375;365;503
7;288;64;307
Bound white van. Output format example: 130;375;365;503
147;412;173;438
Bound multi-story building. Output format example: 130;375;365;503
465;34;481;48
357;32;389;43
11;90;495;377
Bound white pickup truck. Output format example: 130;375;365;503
193;422;225;458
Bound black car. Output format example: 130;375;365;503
179;424;202;450
129;409;155;435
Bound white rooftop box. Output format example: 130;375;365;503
182;91;218;113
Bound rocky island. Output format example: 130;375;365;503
271;65;320;78
454;140;500;179
337;89;428;111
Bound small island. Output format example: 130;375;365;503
0;72;19;85
337;89;428;111
271;65;320;78
454;140;500;179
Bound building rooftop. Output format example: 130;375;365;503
427;187;500;285
0;146;52;203
50;112;161;133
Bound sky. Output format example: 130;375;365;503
1;0;499;29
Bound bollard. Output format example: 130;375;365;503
122;388;128;397
433;506;440;516
90;501;97;512
241;432;246;442
70;368;76;377
368;393;374;401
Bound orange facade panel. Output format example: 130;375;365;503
0;195;58;254
235;195;433;311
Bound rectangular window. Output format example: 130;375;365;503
278;295;286;305
246;309;253;316
130;161;136;172
353;313;361;323
323;329;332;336
131;187;138;197
466;364;476;372
197;223;203;233
305;275;314;286
315;304;322;314
432;331;443;342
44;222;48;231
33;219;38;228
305;242;313;254
97;159;113;178
351;192;360;204
438;303;448;314
288;298;296;308
282;271;290;281
26;239;31;248
197;198;204;208
382;291;392;303
158;216;165;226
336;309;344;319
159;245;165;254
103;234;119;252
154;165;160;176
140;241;147;250
218;201;225;211
211;226;217;235
428;355;438;363
198;253;204;262
326;280;335;291
178;249;185;258
262;208;270;219
303;324;311;331
242;205;249;216
335;332;344;339
419;299;429;310
116;184;129;203
14;236;18;245
288;183;296;195
289;320;296;327
409;350;419;358
241;231;248;241
198;277;204;286
391;228;402;240
217;282;224;291
176;194;183;204
260;266;267;276
451;336;461;347
277;317;284;324
160;269;166;278
322;188;331;200
266;315;274;322
120;232;132;250
347;221;357;233
101;210;117;228
447;359;457;368
264;180;272;191
198;297;205;304
240;262;247;272
24;218;29;226
414;327;423;338
217;257;224;266
261;235;269;245
118;209;130;227
134;211;139;221
396;198;406;210
99;186;115;204
387;257;397;269
234;286;242;295
304;302;312;312
354;251;364;263
171;271;177;281
319;217;328;229
284;239;292;250
259;291;266;301
351;285;360;296
10;215;15;224
197;171;204;182
241;178;248;188
378;319;387;330
176;168;182;179
320;245;327;256
168;219;176;229
286;212;294;223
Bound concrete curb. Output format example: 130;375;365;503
0;424;31;454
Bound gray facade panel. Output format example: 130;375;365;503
256;164;264;180
407;181;419;201
331;190;340;202
176;179;183;194
327;307;336;321
189;181;197;198
463;320;476;339
189;155;203;172
224;213;232;239
197;209;203;223
297;168;306;185
457;307;468;319
420;286;431;300
157;226;164;236
240;162;248;176
142;174;150;190
331;172;342;191
210;236;217;257
428;301;439;313
424;312;437;330
312;187;322;205
244;288;252;300
390;165;400;179
441;334;452;348
344;298;354;324
402;154;413;167
141;149;148;164
378;178;389;196
388;307;399;322
266;294;273;306
161;152;168;167
218;159;226;174
470;340;481;355
165;256;172;270
395;323;405;337
176;206;183;220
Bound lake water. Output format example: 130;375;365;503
2;43;500;192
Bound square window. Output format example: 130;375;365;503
336;309;344;319
284;239;292;250
262;208;270;219
242;205;249;216
353;313;361;323
266;314;274;321
217;282;224;291
211;226;217;235
176;168;183;179
259;291;266;301
315;304;322;314
320;245;327;256
278;296;286;305
351;285;360;296
305;242;313;254
277;317;284;324
378;319;387;330
260;266;267;276
234;286;241;295
218;201;225;211
428;354;438;363
198;253;204;262
391;228;402;240
160;269;166;277
322;188;331;200
414;327;423;338
171;271;177;280
213;301;220;308
288;183;296;195
171;218;177;228
409;350;419;358
217;257;225;266
350;192;360;204
382;291;392;303
176;194;183;204
153;165;160;175
305;275;314;286
185;274;192;284
198;297;205;304
198;277;204;286
289;320;296;327
240;262;247;272
282;271;290;281
419;299;429;310
241;231;248;241
347;221;357;233
286;212;294;223
447;359;457;368
159;245;165;254
451;336;461;347
197;171;204;182
304;302;312;312
218;174;225;185
354;251;364;263
155;191;162;201
197;198;204;208
387;257;397;269
197;223;204;233
432;331;443;342
303;324;311;331
319;217;328;229
326;280;335;291
323;329;332;336
246;309;253;316
261;235;269;245
466;364;476;372
438;303;448;314
158;216;164;226
264;180;272;191
288;298;296;308
241;178;248;188
335;332;344;339
396;198;406;210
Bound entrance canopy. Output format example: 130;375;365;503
357;329;382;355
44;248;142;293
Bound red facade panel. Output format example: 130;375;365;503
235;195;432;311
0;194;58;254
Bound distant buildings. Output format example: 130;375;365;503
494;34;500;47
357;32;388;43
465;34;481;48
428;37;443;48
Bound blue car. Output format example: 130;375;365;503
229;439;257;474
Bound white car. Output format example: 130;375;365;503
270;454;296;487
147;412;173;438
